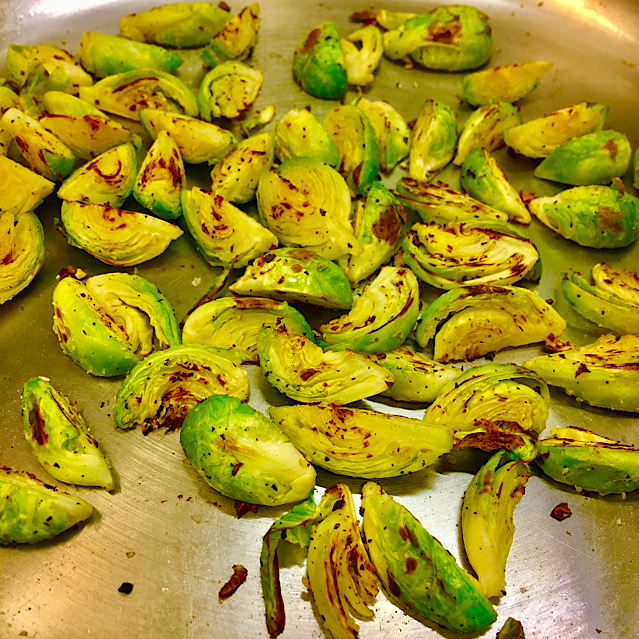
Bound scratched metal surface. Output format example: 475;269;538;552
0;1;638;638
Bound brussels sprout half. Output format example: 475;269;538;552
0;466;94;545
592;261;639;303
341;24;383;86
361;482;497;633
0;155;54;216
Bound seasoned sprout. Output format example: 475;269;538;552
0;155;54;216
0;467;93;545
0;85;20;155
40;90;105;117
113;345;249;432
341;25;383;86
270;403;453;478
592;261;639;303
180;394;315;506
21;377;114;489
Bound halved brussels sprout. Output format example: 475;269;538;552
21;377;114;489
292;21;347;100
79;32;183;78
57;142;138;207
522;333;639;412
526;182;639;249
345;181;407;286
79;69;198;121
320;266;420;353
134;130;185;219
200;3;261;66
534;130;632;186
59;201;183;266
461;148;530;223
462;61;553;106
383;5;493;71
180;394;315;506
197;61;262;120
403;218;540;289
361;481;497;633
0;466;93;545
229;248;353;309
461;450;529;598
0;155;54;215
453;102;522;166
139;108;236;164
0;211;44;305
257;157;358;260
535;426;639;494
182;296;313;363
341;24;383;86
270;403;453;478
409;99;458;182
119;2;232;47
592;261;639;302
424;363;550;436
113;345;249;432
416;284;566;362
210;132;274;203
503;102;607;158
181;187;278;268
257;325;394;404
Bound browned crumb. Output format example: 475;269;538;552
551;502;572;521
218;564;248;600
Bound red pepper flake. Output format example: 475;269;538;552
550;502;572;521
218;565;248;600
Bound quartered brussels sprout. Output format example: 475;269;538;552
139;108;236;164
40;90;105;117
272;107;339;167
361;482;497;633
522;333;639;412
21;377;114;489
373;9;416;30
0;85;20;156
592;261;639;303
461;148;530;223
229;248;353;309
534;130;632;186
57;142;137;207
409;99;457;182
181;187;278;268
395;177;509;223
461;451;529;598
0;155;54;216
322;104;380;196
270;403;453;478
383;5;493;71
2;108;75;181
182;296;313;363
79;69;198;121
119;2;232;48
453;102;522;166
462;61;553;106
180;394;315;506
0;211;44;305
341;24;383;86
200;3;260;66
416;284;566;362
59;201;183;266
526;181;639;249
257;325;394;404
79;32;183;78
257;157;358;260
320;266;420;354
210;132;274;204
292;21;347;100
134;130;185;219
345;181;407;286
503;102;607;158
113;345;249;432
197;61;262;120
402;218;540;289
0;466;93;545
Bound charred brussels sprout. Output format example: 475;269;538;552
180;394;315;506
0;155;54;216
522;334;639;412
113;345;249;432
341;25;383;86
293;21;347;100
319;266;420;354
0;467;93;545
270;403;453;478
229;248;353;309
21;377;114;489
361;482;497;633
257;325;394;404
